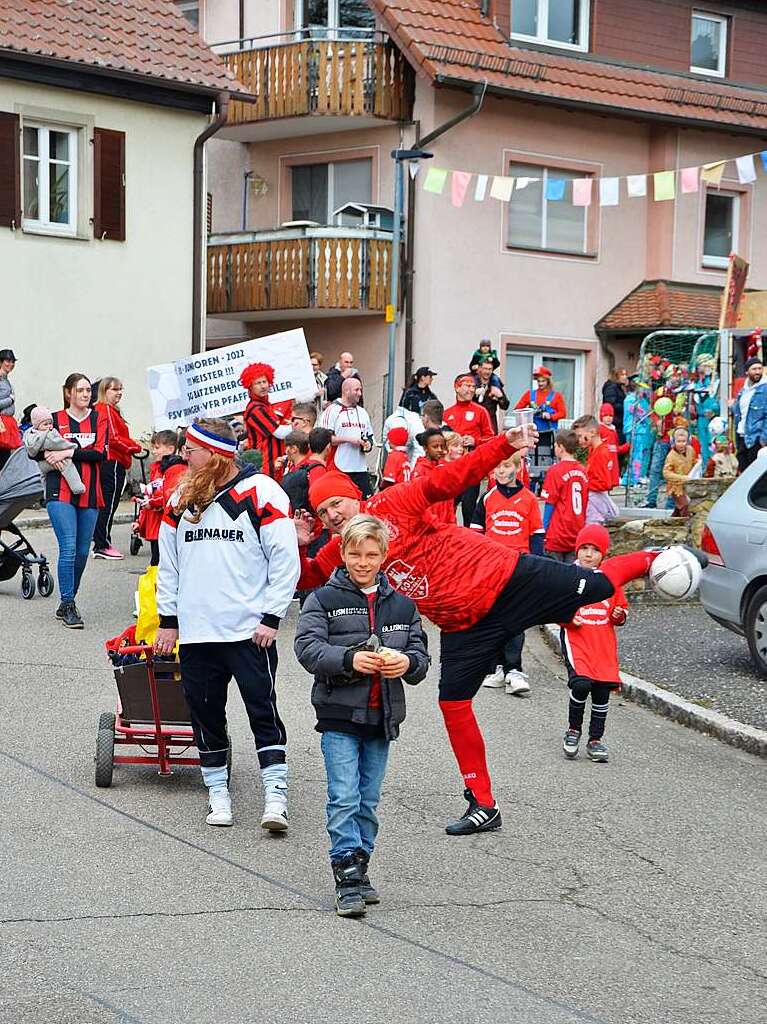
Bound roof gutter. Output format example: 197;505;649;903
192;92;230;355
403;81;487;382
434;73;767;137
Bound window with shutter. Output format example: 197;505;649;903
93;127;125;240
0;112;21;229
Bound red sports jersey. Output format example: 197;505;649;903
586;442;614;494
94;402;141;469
540;459;589;553
47;409;108;509
382;449;411;487
244;396;292;480
470;483;543;553
560;577;628;685
443;401;495;448
298;433;521;632
411;457;455;524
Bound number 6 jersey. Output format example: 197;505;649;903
540;459;589;554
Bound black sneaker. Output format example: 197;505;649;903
445;788;502;836
355;849;380;905
586;739;609;763
61;602;84;629
55;602;66;619
331;855;366;917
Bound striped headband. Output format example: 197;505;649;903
186;423;237;458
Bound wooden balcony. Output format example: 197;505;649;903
220;37;413;135
207;228;393;319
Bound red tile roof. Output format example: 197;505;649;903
0;0;249;96
369;0;767;132
596;281;722;333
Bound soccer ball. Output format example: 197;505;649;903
649;546;701;601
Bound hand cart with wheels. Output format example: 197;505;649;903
129;448;151;556
95;644;231;788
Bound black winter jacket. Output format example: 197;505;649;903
294;569;429;740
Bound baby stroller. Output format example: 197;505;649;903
0;447;54;599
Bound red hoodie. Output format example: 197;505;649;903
298;433;519;632
586;442;614;494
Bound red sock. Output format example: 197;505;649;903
601;550;658;590
439;699;494;806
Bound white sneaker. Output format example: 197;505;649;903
504;669;531;697
261;798;289;832
206;788;232;826
482;665;505;688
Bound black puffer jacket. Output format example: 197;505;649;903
294;569;429;740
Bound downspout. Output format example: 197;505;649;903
403;82;487;383
192;91;230;355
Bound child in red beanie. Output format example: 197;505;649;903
381;426;411;488
559;524;628;764
599;404;628;488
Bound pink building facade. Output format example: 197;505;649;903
184;0;767;429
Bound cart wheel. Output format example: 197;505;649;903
37;568;54;597
21;572;35;600
95;714;115;788
129;534;142;556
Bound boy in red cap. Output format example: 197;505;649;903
241;363;293;480
297;428;664;835
560;524;628;763
599;404;629;489
381;426;411;488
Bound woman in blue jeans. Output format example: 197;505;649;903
43;374;108;628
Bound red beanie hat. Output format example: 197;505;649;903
600;402;614;417
308;471;362;510
575;524;610;557
387;426;409;447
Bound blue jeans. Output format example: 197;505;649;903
320;731;390;861
645;441;674;509
47;502;99;602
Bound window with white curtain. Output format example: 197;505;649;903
507;162;588;254
690;12;727;77
22;124;78;235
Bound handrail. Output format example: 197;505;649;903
210;27;383;53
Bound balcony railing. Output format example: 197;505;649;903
207;228;392;316
221;37;413;125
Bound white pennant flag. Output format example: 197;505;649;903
736;154;757;184
515;177;535;190
474;174;488;201
408;162;420;180
599;177;619;207
627;174;647;198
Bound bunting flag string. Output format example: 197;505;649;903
419;147;767;209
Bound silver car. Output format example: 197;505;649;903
700;457;767;675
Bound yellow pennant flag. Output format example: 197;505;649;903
489;176;514;202
653;170;676;201
701;161;726;187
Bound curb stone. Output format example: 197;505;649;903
541;624;767;759
15;511;134;531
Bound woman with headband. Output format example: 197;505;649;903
155;418;300;831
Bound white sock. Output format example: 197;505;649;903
201;765;228;794
261;762;287;804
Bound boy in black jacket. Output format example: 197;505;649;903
294;514;429;917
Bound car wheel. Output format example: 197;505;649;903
745;584;767;678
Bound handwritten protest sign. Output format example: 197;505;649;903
147;329;315;429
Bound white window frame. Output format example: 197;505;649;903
21;123;78;237
690;11;727;78
702;189;739;269
510;0;590;53
292;158;372;222
294;0;374;39
507;164;589;255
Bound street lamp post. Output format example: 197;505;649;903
385;148;432;419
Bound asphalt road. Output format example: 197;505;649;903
620;602;767;732
2;524;766;1024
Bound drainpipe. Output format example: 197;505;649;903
192;91;230;355
403;82;487;383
